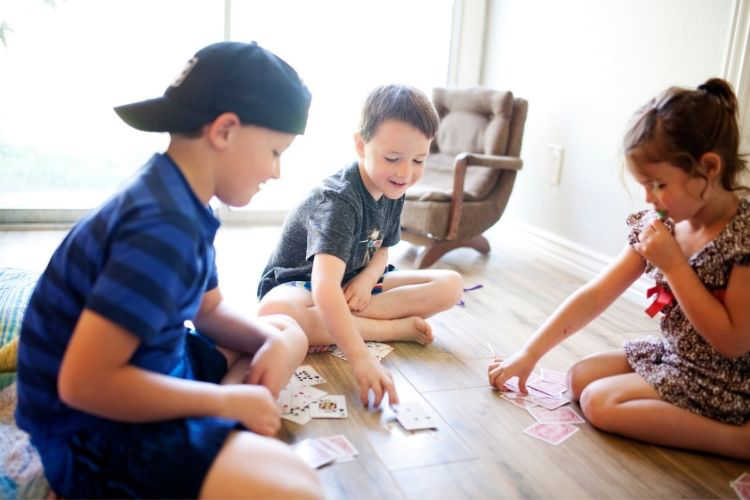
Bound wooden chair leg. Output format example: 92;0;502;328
415;235;492;268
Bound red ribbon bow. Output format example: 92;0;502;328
645;285;674;317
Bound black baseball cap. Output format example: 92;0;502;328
114;41;311;134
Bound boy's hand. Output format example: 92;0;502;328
487;350;536;393
220;385;281;436
245;315;307;398
351;355;398;407
633;219;684;274
343;273;378;313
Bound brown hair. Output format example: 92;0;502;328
359;84;440;142
623;78;747;192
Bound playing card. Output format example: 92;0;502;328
732;480;750;500
331;341;394;362
282;402;312;425
528;405;585;425
523;422;579;445
293;365;326;386
289;386;328;407
528;393;570;411
540;368;567;385
734;473;750;485
319;434;359;462
293;439;337;469
501;392;537;410
310;395;348;419
393;401;438;431
527;377;567;396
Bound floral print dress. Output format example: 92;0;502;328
624;198;750;425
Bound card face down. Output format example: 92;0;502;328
293;439;337;469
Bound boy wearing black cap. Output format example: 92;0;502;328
15;41;322;499
257;85;464;408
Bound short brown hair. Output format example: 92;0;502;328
359;85;440;142
623;78;747;192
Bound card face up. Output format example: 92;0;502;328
394;402;438;431
310;395;348;419
293;365;326;386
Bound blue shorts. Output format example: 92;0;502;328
44;331;239;499
285;264;395;295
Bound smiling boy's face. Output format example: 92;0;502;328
355;119;431;201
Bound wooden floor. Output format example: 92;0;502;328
1;222;747;499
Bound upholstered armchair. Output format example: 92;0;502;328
400;87;528;268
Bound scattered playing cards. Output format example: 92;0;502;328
278;365;351;425
497;368;585;446
331;341;394;362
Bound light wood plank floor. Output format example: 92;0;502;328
1;222;747;499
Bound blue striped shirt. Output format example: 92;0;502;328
15;153;219;442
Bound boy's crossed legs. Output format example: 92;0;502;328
257;269;463;346
568;351;750;460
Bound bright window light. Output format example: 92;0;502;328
0;0;453;214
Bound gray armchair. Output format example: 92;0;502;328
400;87;528;268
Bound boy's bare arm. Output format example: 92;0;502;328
311;254;369;360
343;247;389;312
194;287;287;353
58;309;280;434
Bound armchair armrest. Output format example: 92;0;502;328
445;153;523;240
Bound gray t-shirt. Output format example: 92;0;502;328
257;162;403;299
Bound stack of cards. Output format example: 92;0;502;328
331;341;394;362
392;401;438;431
278;365;349;425
731;473;750;500
501;370;570;411
293;435;359;468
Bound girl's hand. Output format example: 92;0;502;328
220;384;281;436
633;219;684;273
351;355;399;407
487;350;536;393
343;274;377;313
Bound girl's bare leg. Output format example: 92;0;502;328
567;350;633;399
576;367;750;460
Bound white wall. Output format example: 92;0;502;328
483;0;734;257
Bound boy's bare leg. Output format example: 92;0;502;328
358;269;463;320
578;371;750;460
257;286;434;345
217;315;308;388
200;431;323;500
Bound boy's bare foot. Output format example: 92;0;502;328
388;316;433;345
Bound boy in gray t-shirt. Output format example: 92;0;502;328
258;85;463;407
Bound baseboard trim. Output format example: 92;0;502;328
504;220;650;308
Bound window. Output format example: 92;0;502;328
0;0;454;219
